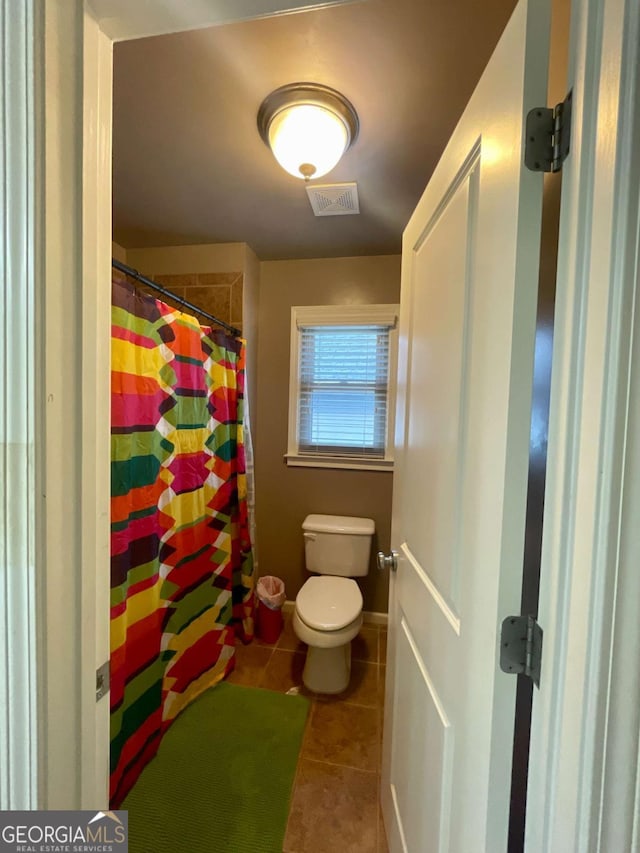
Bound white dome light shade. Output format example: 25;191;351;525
268;104;349;180
257;83;359;181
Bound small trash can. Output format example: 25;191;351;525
256;575;286;643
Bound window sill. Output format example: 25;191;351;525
285;454;394;472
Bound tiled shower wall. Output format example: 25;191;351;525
135;271;244;333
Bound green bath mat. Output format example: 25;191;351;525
122;682;310;853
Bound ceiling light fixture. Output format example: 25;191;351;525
257;83;359;181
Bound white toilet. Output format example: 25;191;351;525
293;514;375;694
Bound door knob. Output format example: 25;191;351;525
377;550;398;572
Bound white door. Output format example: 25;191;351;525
381;1;550;850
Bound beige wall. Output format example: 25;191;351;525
255;255;401;614
243;244;261;434
112;240;127;262
127;242;246;274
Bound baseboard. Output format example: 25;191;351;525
282;599;388;628
362;611;389;627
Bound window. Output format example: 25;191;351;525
287;305;399;470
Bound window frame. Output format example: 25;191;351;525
286;304;399;471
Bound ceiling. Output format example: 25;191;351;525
112;0;517;260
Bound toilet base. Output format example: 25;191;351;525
302;643;352;694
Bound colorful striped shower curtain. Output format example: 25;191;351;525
110;275;255;806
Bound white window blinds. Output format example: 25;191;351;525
297;324;392;458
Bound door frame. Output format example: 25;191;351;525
27;0;640;837
526;0;640;846
35;0;114;810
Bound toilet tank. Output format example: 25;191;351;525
302;514;375;577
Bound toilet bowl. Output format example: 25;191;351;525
294;575;363;694
293;515;374;694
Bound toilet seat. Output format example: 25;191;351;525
293;608;362;651
296;576;363;631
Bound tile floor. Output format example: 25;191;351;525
227;613;389;853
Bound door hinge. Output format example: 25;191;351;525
524;89;572;173
96;660;110;702
500;615;543;687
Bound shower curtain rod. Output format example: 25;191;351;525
112;258;241;337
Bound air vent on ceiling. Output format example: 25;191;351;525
306;182;360;216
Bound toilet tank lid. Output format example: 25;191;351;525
303;514;375;535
